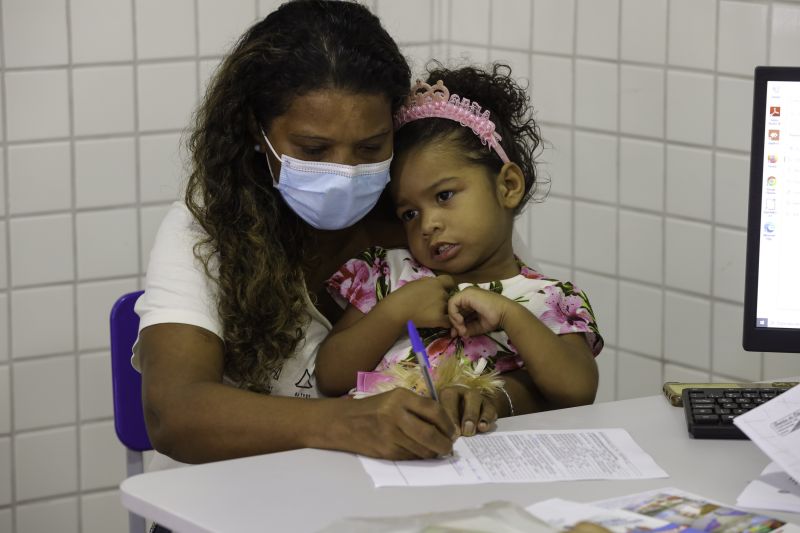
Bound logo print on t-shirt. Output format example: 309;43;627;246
271;367;282;382
295;369;314;389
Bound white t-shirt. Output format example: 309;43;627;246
134;201;329;469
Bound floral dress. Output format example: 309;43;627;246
326;246;603;395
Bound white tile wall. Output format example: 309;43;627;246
575;60;618;131
620;0;667;64
2;1;800;530
491;0;531;50
14;427;78;501
11;285;75;359
5;70;70;141
81;491;128;533
78;351;114;421
134;0;196;60
618;210;662;284
13;356;76;431
8;143;72;215
75;138;137;209
717;1;767;76
665;145;712;221
532;0;575;54
574;131;617;203
16;498;78;533
619;138;663;212
72;66;135;136
70;0;134;64
1;0;68;68
666;71;715;146
668;0;717;70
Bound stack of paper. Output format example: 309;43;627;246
734;384;800;513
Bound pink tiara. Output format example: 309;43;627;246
394;80;510;164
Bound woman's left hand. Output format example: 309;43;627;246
439;385;499;437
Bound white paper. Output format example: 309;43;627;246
734;384;800;483
359;428;668;487
526;498;672;533
737;462;800;514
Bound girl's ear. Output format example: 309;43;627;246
495;162;526;209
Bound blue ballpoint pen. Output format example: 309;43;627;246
407;320;439;402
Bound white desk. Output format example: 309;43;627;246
120;395;797;532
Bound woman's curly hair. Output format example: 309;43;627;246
394;62;546;213
185;0;411;392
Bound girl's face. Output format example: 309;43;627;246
391;141;523;283
263;88;394;171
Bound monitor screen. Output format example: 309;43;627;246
743;66;800;353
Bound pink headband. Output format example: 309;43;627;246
393;79;510;164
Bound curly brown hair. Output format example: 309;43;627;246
185;0;411;392
394;62;546;214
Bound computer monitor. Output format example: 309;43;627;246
742;66;800;353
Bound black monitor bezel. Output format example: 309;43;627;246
742;66;800;353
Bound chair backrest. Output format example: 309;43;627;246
109;290;152;452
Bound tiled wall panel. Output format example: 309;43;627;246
2;2;800;532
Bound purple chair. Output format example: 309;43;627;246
109;290;150;533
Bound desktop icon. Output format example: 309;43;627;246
767;176;777;187
767;154;778;164
769;130;780;142
770;106;781;116
764;221;776;233
765;198;776;211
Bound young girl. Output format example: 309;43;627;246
316;64;603;435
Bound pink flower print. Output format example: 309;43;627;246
520;265;545;280
495;354;524;372
377;346;410;370
426;336;457;367
328;260;377;314
461;335;499;362
539;285;592;334
396;257;435;289
374;256;390;278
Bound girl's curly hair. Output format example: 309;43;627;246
394;62;545;213
185;0;410;392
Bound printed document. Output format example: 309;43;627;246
737;461;800;514
359;428;667;487
734;383;800;483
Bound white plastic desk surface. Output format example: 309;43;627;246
120;395;797;533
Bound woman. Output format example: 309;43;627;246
135;0;499;469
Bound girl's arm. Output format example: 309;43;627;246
315;275;455;396
139;323;457;463
448;288;599;409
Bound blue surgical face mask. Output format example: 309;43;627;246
261;131;392;230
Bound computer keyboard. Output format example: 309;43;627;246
682;387;789;439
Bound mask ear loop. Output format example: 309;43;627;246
260;128;282;186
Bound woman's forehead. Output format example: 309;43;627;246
270;88;393;142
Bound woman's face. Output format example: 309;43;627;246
263;88;394;172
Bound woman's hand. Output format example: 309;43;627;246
447;286;514;337
439;385;499;437
324;388;458;460
387;274;456;329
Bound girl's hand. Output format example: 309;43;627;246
439;385;499;437
330;388;458;460
388;274;456;329
447;286;513;337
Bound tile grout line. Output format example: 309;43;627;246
64;1;85;527
709;0;720;382
615;0;623;397
0;0;19;526
659;0;670;384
